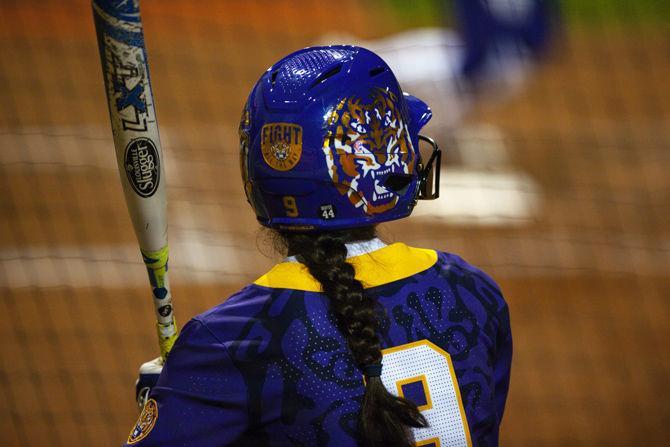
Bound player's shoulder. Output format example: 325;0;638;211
429;248;506;303
187;283;280;344
436;250;500;287
198;283;274;318
422;248;511;334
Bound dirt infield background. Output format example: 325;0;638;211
0;1;668;446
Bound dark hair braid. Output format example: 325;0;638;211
281;227;428;447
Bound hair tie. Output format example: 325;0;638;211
362;363;383;378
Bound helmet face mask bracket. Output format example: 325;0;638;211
417;135;441;201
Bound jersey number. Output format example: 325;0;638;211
381;340;472;447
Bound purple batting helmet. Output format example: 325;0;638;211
239;45;441;231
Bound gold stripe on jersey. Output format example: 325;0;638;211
253;242;437;292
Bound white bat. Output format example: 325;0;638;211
92;0;178;362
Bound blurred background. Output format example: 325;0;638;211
0;0;668;445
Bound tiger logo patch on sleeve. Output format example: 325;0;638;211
127;398;158;444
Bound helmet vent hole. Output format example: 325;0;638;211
310;64;342;88
270;69;279;85
369;66;387;77
384;174;412;193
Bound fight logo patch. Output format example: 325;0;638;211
127;398;158;444
261;123;302;171
125;137;160;197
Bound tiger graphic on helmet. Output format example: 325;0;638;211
323;87;416;215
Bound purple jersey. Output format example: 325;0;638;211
124;243;512;446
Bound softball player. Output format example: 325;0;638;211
125;46;512;447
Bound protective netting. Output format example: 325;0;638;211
0;1;668;446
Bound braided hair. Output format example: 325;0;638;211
280;226;428;447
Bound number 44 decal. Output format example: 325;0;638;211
320;204;336;220
381;340;472;447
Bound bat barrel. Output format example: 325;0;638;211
92;0;178;359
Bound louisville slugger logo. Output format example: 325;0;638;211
125;137;160;197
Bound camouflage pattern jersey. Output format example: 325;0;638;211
124;241;512;447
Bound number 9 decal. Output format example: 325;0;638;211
282;196;299;217
381;340;472;447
